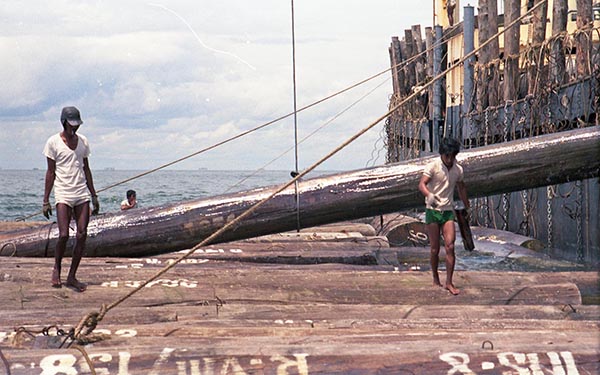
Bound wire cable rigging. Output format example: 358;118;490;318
16;13;468;222
223;77;391;194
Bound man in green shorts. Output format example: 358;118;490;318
418;137;469;295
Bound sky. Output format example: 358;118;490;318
0;0;433;172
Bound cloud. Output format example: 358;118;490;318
0;1;432;171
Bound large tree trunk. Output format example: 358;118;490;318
2;127;599;258
550;0;568;84
503;0;521;101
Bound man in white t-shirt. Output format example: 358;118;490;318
42;106;99;292
418;137;469;295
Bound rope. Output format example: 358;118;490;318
0;242;16;257
290;0;301;233
70;345;97;375
0;347;10;375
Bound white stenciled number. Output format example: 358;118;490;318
40;355;78;375
439;352;476;375
408;229;428;242
271;354;309;375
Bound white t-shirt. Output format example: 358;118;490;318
121;199;136;209
43;133;91;202
422;157;463;211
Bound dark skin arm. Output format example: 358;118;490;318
44;157;56;204
456;180;469;210
83;158;97;198
418;175;432;198
83;158;99;214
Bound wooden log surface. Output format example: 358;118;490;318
299;222;376;237
1;127;599;258
370;213;427;247
0;253;598;374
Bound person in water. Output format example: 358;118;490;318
120;190;137;210
42;106;99;292
418;137;469;295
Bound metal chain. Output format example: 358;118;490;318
482;109;490;227
502;193;510;231
503;100;511;142
521;190;530;236
576;180;584;262
501;102;511;231
519;96;529;136
546;186;554;250
484;108;490;145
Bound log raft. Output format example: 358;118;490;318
0;251;598;374
1;127;598;258
0;225;598;374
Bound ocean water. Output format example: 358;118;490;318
0;169;331;221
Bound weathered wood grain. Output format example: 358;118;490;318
0;254;597;374
2;127;598;258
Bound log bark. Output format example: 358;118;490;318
425;27;434;118
404;28;417;91
487;0;500;107
388;37;402;95
528;0;549;94
576;0;593;77
411;24;425;85
477;0;490;112
504;0;521;101
550;0;568;84
1;127;599;258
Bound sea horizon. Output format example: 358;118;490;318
0;169;341;221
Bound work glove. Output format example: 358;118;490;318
91;195;100;215
42;202;52;219
426;193;441;208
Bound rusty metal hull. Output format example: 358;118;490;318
1;127;598;257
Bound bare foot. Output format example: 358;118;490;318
433;281;443;288
65;278;87;292
445;284;460;295
51;268;62;288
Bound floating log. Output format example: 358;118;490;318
1;127;598;258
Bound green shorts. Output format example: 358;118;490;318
425;209;455;225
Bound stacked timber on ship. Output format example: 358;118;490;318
386;0;600;264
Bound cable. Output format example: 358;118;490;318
223;77;390;194
290;0;301;233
